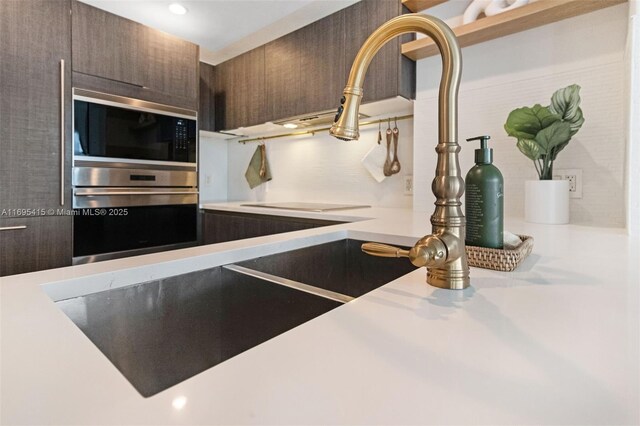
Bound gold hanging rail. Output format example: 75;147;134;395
237;114;414;144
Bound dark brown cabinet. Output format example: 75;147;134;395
145;29;199;106
299;10;347;114
0;0;72;213
344;0;415;103
71;1;199;109
0;0;73;276
0;217;72;277
202;211;343;245
263;9;347;120
265;31;304;121
71;1;144;87
213;0;414;131
199;62;216;132
214;47;266;131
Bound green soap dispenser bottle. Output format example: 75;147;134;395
465;135;504;249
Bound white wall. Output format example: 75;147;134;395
199;134;228;202
413;3;629;228
625;0;640;236
226;118;414;208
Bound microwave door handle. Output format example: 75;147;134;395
74;191;197;196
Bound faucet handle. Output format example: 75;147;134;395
361;242;410;259
362;235;448;268
361;242;429;267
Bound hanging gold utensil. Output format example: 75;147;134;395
259;143;267;179
383;118;393;176
390;117;401;175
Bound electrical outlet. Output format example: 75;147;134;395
403;175;413;196
204;174;212;186
553;168;582;199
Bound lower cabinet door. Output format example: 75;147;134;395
0;216;72;277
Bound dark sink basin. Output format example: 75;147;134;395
56;267;340;397
236;239;416;298
55;238;416;397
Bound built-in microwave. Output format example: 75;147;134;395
73;89;197;165
71;89;199;264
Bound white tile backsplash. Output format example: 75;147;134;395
226;118;415;208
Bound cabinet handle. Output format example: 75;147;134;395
60;59;65;206
0;226;27;232
74;191;197;196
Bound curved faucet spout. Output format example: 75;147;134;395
329;14;461;143
331;14;469;290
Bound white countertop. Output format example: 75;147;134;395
1;203;638;425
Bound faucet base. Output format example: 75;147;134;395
427;267;470;290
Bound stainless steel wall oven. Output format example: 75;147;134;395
72;89;198;264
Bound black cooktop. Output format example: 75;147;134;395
240;202;371;212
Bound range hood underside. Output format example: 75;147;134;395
219;96;413;137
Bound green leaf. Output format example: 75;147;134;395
516;138;542;161
535;121;572;155
549;139;571;161
548;84;585;136
504;104;560;140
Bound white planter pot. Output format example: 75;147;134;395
525;180;570;224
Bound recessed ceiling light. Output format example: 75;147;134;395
168;3;187;15
283;123;298;129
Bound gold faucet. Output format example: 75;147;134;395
329;14;469;290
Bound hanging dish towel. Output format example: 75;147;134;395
245;145;272;189
361;143;388;183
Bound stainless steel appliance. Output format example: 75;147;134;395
73;88;197;166
72;90;199;264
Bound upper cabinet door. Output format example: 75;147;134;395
144;27;199;104
299;10;346;114
199;62;215;132
265;31;303;121
215;47;266;131
71;1;198;108
72;1;145;87
0;0;72;212
343;0;414;103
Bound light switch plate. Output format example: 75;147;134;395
404;175;413;196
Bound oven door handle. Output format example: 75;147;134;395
74;190;197;196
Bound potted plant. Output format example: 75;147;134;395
504;84;585;224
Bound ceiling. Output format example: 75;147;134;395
80;0;358;65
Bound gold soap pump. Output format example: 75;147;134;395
329;14;470;290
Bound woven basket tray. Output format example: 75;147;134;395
465;235;534;272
